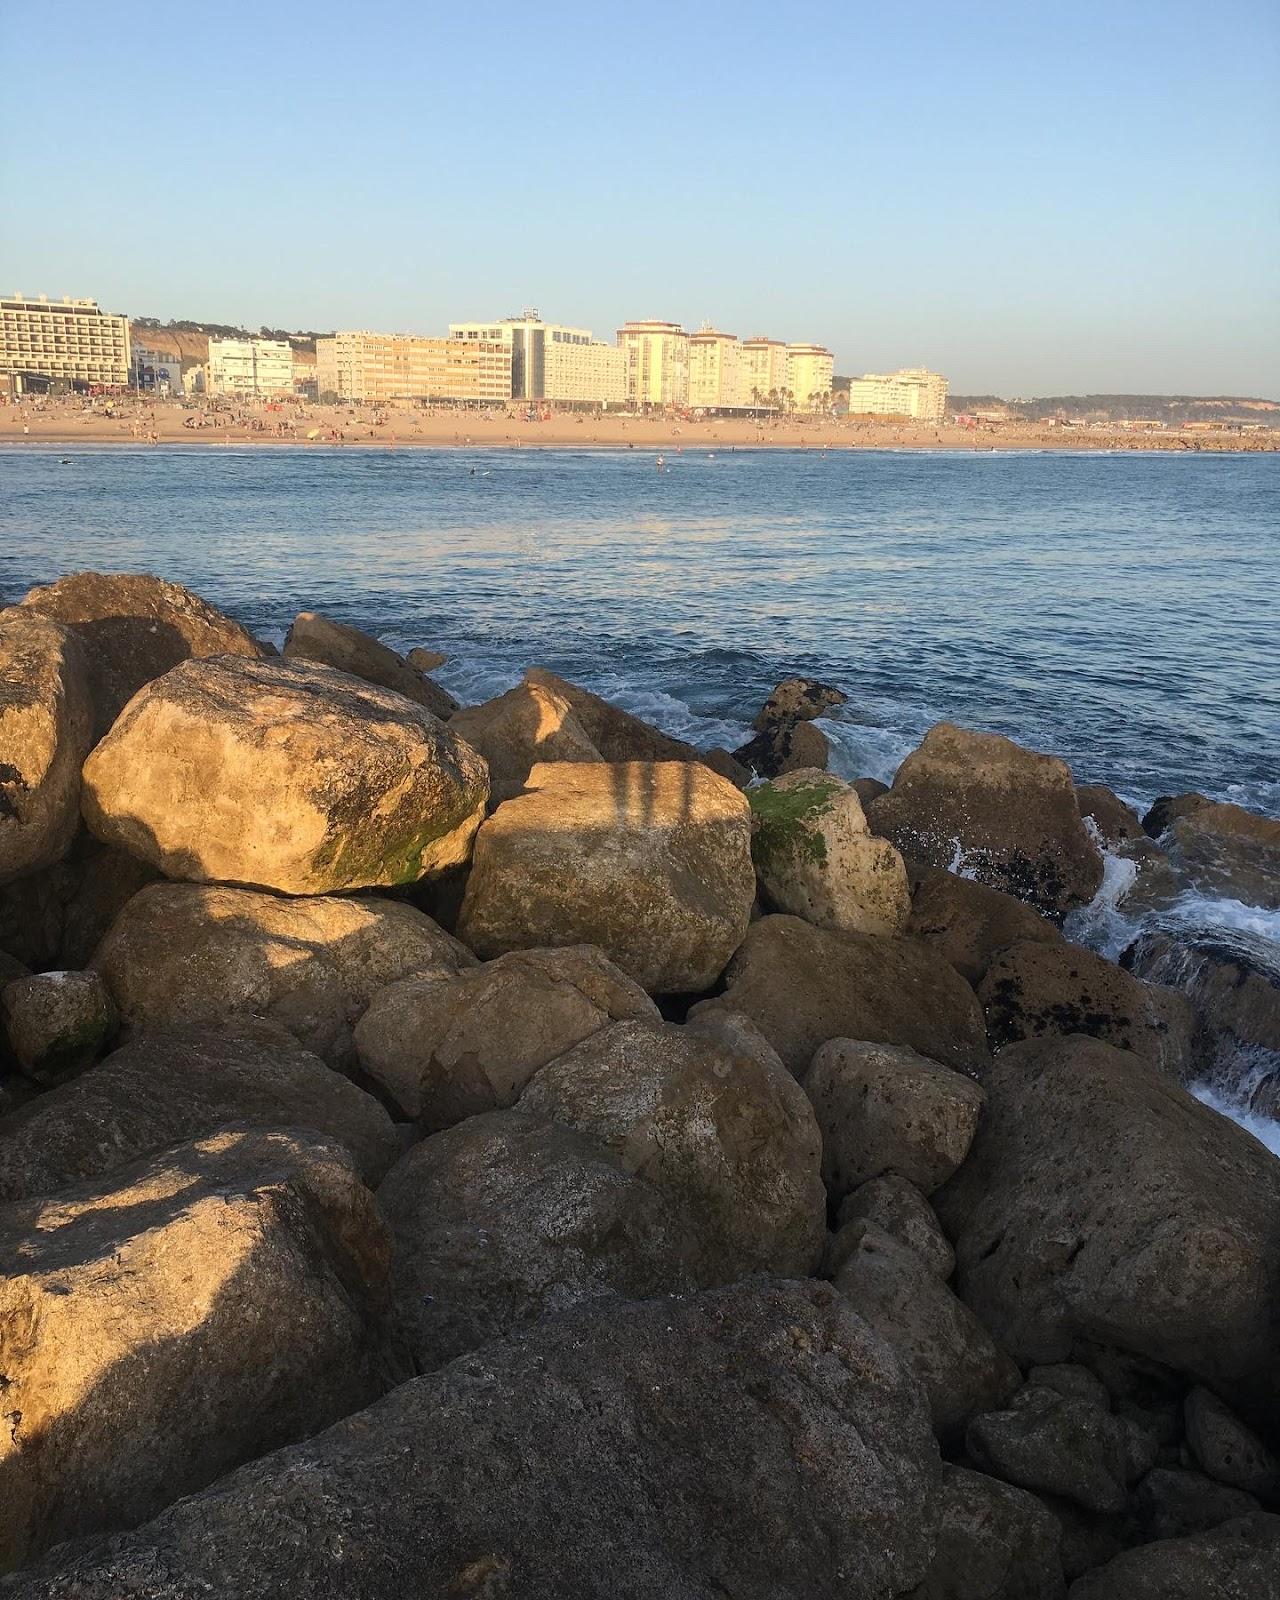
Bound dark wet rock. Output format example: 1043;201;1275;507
377;1110;707;1370
751;677;847;730
0;968;116;1084
1165;801;1280;910
978;939;1200;1079
1142;792;1211;840
853;776;890;807
6;1281;943;1600
282;610;457;718
866;722;1104;917
907;867;1066;986
18;570;269;737
804;1037;985;1200
907;1464;1066;1599
934;1035;1280;1437
0;1018;400;1204
711;913;991;1076
1065;1513;1280;1598
1075;785;1144;846
834;1221;1020;1441
0;1127;393;1567
734;716;831;779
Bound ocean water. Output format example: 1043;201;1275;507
2;443;1277;1138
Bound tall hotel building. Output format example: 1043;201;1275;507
206;337;294;398
847;368;949;423
0;293;130;390
784;343;835;410
449;315;626;404
617;320;690;407
740;337;790;406
315;332;513;403
686;327;743;409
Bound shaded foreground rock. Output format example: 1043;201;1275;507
830;1175;956;1280
0;1128;393;1568
1066;1512;1280;1598
835;1222;1020;1439
8;1281;942;1600
18;571;269;735
749;769;911;935
282;610;457;718
0;1019;400;1203
92;882;474;1068
519;1018;826;1277
713;914;991;1075
805;1037;985;1200
1133;1467;1261;1541
0;969;116;1083
354;945;657;1124
0;612;93;884
907;867;1065;986
908;1464;1066;1599
934;1035;1280;1435
867;722;1104;916
457;761;754;993
82;656;488;895
378;1111;706;1369
1184;1384;1280;1502
979;938;1199;1078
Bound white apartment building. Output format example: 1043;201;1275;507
316;331;512;403
740;337;789;407
686;327;743;410
0;293;130;389
847;367;949;423
617;320;689;407
448;314;625;403
206;337;294;398
785;343;835;411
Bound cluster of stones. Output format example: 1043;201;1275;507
1;570;1279;1598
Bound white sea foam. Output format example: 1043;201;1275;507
1192;1084;1280;1159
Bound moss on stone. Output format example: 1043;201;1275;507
749;780;840;873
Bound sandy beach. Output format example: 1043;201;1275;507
2;396;1274;453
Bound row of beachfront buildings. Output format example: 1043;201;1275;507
0;292;949;421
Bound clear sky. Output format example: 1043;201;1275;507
3;0;1277;395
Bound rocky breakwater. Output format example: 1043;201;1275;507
2;571;1280;1598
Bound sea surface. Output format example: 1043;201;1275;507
2;444;1277;1138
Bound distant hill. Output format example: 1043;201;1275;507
130;318;330;366
951;393;1280;427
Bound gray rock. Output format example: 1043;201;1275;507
1066;1513;1280;1598
7;1281;943;1600
804;1037;986;1200
0;1019;400;1203
934;1035;1280;1437
0;1127;393;1566
1185;1386;1280;1502
834;1222;1020;1441
353;944;657;1124
519;1018;826;1279
1134;1467;1261;1541
712;913;991;1076
908;1464;1066;1599
1;969;116;1083
1026;1365;1112;1413
378;1110;708;1369
830;1175;955;1280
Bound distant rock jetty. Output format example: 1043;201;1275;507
2;571;1280;1595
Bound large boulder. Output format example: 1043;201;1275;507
866;723;1104;917
447;677;602;786
1066;1513;1280;1598
907;867;1066;986
378;1111;707;1369
733;677;845;778
1165;802;1280;909
19;571;269;736
354;945;657;1124
711;914;991;1076
81;656;489;896
908;1464;1066;1599
519;1018;826;1278
282;610;457;718
523;667;699;761
0;612;93;885
0;969;116;1083
92;882;474;1068
834;1222;1020;1440
749;769;911;935
804;1038;986;1201
979;939;1200;1079
0;1018;400;1204
456;761;754;993
933;1035;1280;1436
8;1281;942;1600
0;1127;393;1567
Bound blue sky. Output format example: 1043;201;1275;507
3;0;1277;394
